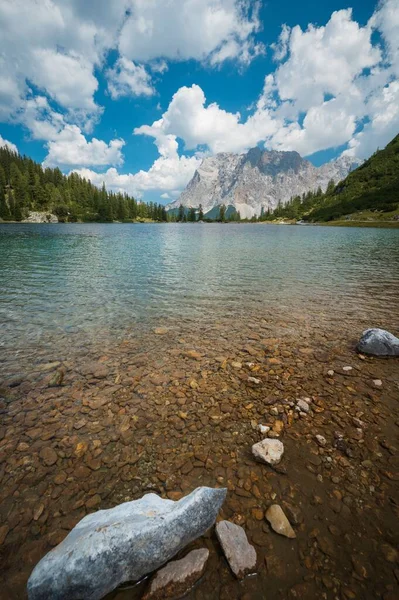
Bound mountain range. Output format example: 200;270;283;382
166;147;360;218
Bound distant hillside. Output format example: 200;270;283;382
307;134;399;222
0;147;167;222
264;134;399;223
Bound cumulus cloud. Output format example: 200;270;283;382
135;84;279;155
270;24;290;61
73;130;201;197
344;79;399;159
0;0;263;133
43;125;125;168
1;0;398;201
133;2;399;170
274;9;381;113
119;0;263;65
371;0;399;76
18;96;66;142
107;58;154;99
0;135;18;153
0;0;117;122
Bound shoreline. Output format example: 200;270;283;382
1;220;399;228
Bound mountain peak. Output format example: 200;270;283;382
167;148;358;218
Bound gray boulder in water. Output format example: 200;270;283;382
27;486;227;600
357;328;399;357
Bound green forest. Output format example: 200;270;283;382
261;133;399;223
0;147;167;222
1;133;398;224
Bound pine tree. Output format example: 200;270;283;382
177;204;185;222
198;204;204;220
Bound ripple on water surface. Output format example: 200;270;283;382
0;222;398;373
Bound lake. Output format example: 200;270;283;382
1;223;398;375
1;223;399;600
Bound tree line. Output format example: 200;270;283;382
0;147;168;222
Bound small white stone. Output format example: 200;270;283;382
315;434;327;447
373;379;382;387
343;366;353;372
252;439;284;466
327;370;334;377
296;399;309;413
248;376;261;384
258;424;270;434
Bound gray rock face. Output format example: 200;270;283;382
357;328;399;356
27;487;226;600
167;148;359;219
252;438;284;465
265;505;296;539
216;520;257;579
22;211;58;223
143;548;209;600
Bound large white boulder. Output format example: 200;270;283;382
357;328;399;356
27;487;226;600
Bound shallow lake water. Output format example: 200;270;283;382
1;222;398;374
0;223;398;600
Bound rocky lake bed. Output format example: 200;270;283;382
0;311;398;600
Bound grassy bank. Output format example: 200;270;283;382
321;220;399;228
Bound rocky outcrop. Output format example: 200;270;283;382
27;487;226;600
357;328;399;356
167;148;359;218
216;521;257;578
22;211;58;223
143;548;209;599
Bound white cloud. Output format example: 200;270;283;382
30;49;99;111
0;0;117;121
43;125;125;168
119;0;263;65
135;84;279;155
107;57;154;99
270;24;290;61
371;0;399;76
274;9;381;113
344;79;399;159
133;3;399;167
0;135;18;153
0;0;398;202
18;96;66;141
73;129;201;197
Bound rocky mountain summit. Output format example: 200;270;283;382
167;147;359;218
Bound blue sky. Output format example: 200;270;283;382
0;0;398;204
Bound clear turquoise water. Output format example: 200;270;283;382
1;223;398;371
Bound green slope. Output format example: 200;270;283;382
262;134;399;224
306;134;399;222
